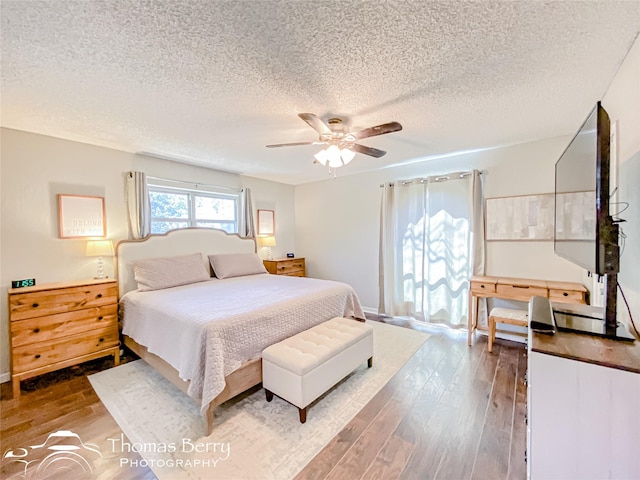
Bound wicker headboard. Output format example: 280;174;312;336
116;228;257;296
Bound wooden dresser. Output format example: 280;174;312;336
263;258;306;277
8;278;120;399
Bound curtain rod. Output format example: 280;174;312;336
379;170;484;187
146;175;242;193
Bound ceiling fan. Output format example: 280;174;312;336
266;113;402;168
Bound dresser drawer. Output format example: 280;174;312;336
282;270;305;277
12;326;119;373
277;259;305;275
10;304;117;348
549;289;586;304
9;283;118;321
264;258;306;276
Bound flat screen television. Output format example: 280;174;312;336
553;101;632;340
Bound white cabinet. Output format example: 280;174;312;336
527;330;640;479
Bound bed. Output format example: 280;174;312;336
117;228;364;434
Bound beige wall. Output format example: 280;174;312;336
0;128;295;379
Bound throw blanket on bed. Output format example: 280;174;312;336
120;274;364;412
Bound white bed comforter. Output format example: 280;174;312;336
120;273;364;412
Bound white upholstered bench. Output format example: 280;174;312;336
262;317;373;423
488;307;528;353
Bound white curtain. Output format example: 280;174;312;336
126;171;151;239
379;170;485;327
238;188;255;238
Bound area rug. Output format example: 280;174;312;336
89;321;429;479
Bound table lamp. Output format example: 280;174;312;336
86;240;115;279
258;236;276;260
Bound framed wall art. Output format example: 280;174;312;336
58;194;106;238
257;209;275;235
486;193;554;241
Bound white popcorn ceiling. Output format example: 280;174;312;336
1;1;639;184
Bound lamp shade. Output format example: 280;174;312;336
314;149;329;166
258;236;276;247
86;240;114;257
340;148;356;164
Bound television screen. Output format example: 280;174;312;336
553;102;631;340
554;103;611;274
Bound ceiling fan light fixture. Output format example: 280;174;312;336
340;148;356;165
313;148;329;166
267;113;402;174
326;145;343;168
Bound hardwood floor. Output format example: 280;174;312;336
0;352;154;480
1;317;527;480
296;316;527;480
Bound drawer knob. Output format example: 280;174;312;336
33;328;40;333
99;338;104;342
32;303;39;308
96;293;103;298
35;354;41;359
480;285;485;288
98;316;103;320
563;292;568;297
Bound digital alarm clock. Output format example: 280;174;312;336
11;278;36;288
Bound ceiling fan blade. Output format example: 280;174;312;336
266;141;317;148
352;121;402;140
298;113;332;136
351;143;387;158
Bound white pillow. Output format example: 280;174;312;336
208;253;267;279
133;253;210;291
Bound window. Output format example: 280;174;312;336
148;185;239;234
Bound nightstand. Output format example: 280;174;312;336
8;278;120;399
263;258;306;277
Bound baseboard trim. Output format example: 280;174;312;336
0;372;10;384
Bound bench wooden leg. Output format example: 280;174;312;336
299;406;307;424
368;357;373;368
488;316;495;353
265;389;274;402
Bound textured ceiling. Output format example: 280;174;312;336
2;1;639;185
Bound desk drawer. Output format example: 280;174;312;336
496;284;547;301
549;289;586;304
471;281;496;295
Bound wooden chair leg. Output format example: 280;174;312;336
488;316;495;353
367;357;373;368
299;406;307;423
265;389;274;402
